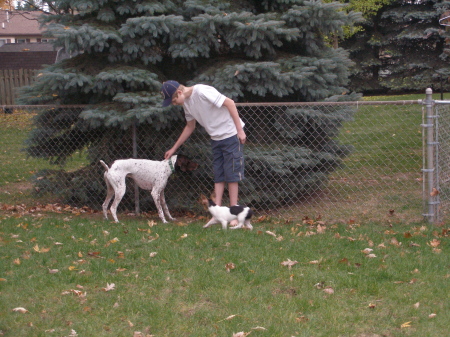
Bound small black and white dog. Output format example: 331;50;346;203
199;193;253;230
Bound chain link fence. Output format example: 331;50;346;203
431;99;450;224
1;99;426;223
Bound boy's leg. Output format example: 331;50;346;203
214;182;225;206
205;139;225;227
228;182;238;206
228;182;239;227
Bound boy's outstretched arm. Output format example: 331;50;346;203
164;119;196;159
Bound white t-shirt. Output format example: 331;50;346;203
183;84;245;141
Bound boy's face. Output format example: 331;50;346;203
171;89;185;106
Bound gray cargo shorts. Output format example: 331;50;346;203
211;135;244;183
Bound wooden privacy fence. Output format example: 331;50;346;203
0;69;37;105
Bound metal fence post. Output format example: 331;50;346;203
422;88;438;223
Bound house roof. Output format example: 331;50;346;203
0;10;47;36
0;43;58;69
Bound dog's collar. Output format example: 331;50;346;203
168;158;175;173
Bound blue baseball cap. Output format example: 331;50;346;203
161;80;180;107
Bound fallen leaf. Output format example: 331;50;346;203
12;307;28;313
68;329;78;337
102;283;115;292
251;326;267;331
430;188;439;196
219;314;237;321
13;258;20;265
62;289;86;297
428;239;441;248
232;332;250;337
180;233;188;239
368;303;376;309
366;254;377;258
48;269;59;274
149;252;157;257
429;313;437;318
316;224;326;234
226;263;236;272
413;302;420;309
401;321;411;328
281;259;298;269
296;316;309;322
265;231;277;237
362;248;373;254
323;287;334;294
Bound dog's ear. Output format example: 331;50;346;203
176;155;199;172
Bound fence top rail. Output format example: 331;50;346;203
236;100;421;106
1;100;422;109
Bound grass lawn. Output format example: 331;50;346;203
1;213;449;336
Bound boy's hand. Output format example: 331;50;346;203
237;130;246;144
165;148;176;160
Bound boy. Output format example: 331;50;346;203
161;80;246;227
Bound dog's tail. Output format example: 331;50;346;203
100;160;109;171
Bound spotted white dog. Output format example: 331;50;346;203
100;155;198;223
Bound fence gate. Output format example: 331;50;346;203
423;88;450;223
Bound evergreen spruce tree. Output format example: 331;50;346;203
343;0;450;94
21;0;362;210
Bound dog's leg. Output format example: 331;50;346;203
244;220;253;230
220;220;228;230
109;182;126;223
159;190;175;221
230;221;244;229
102;173;115;220
230;214;246;229
151;188;167;223
203;217;219;228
